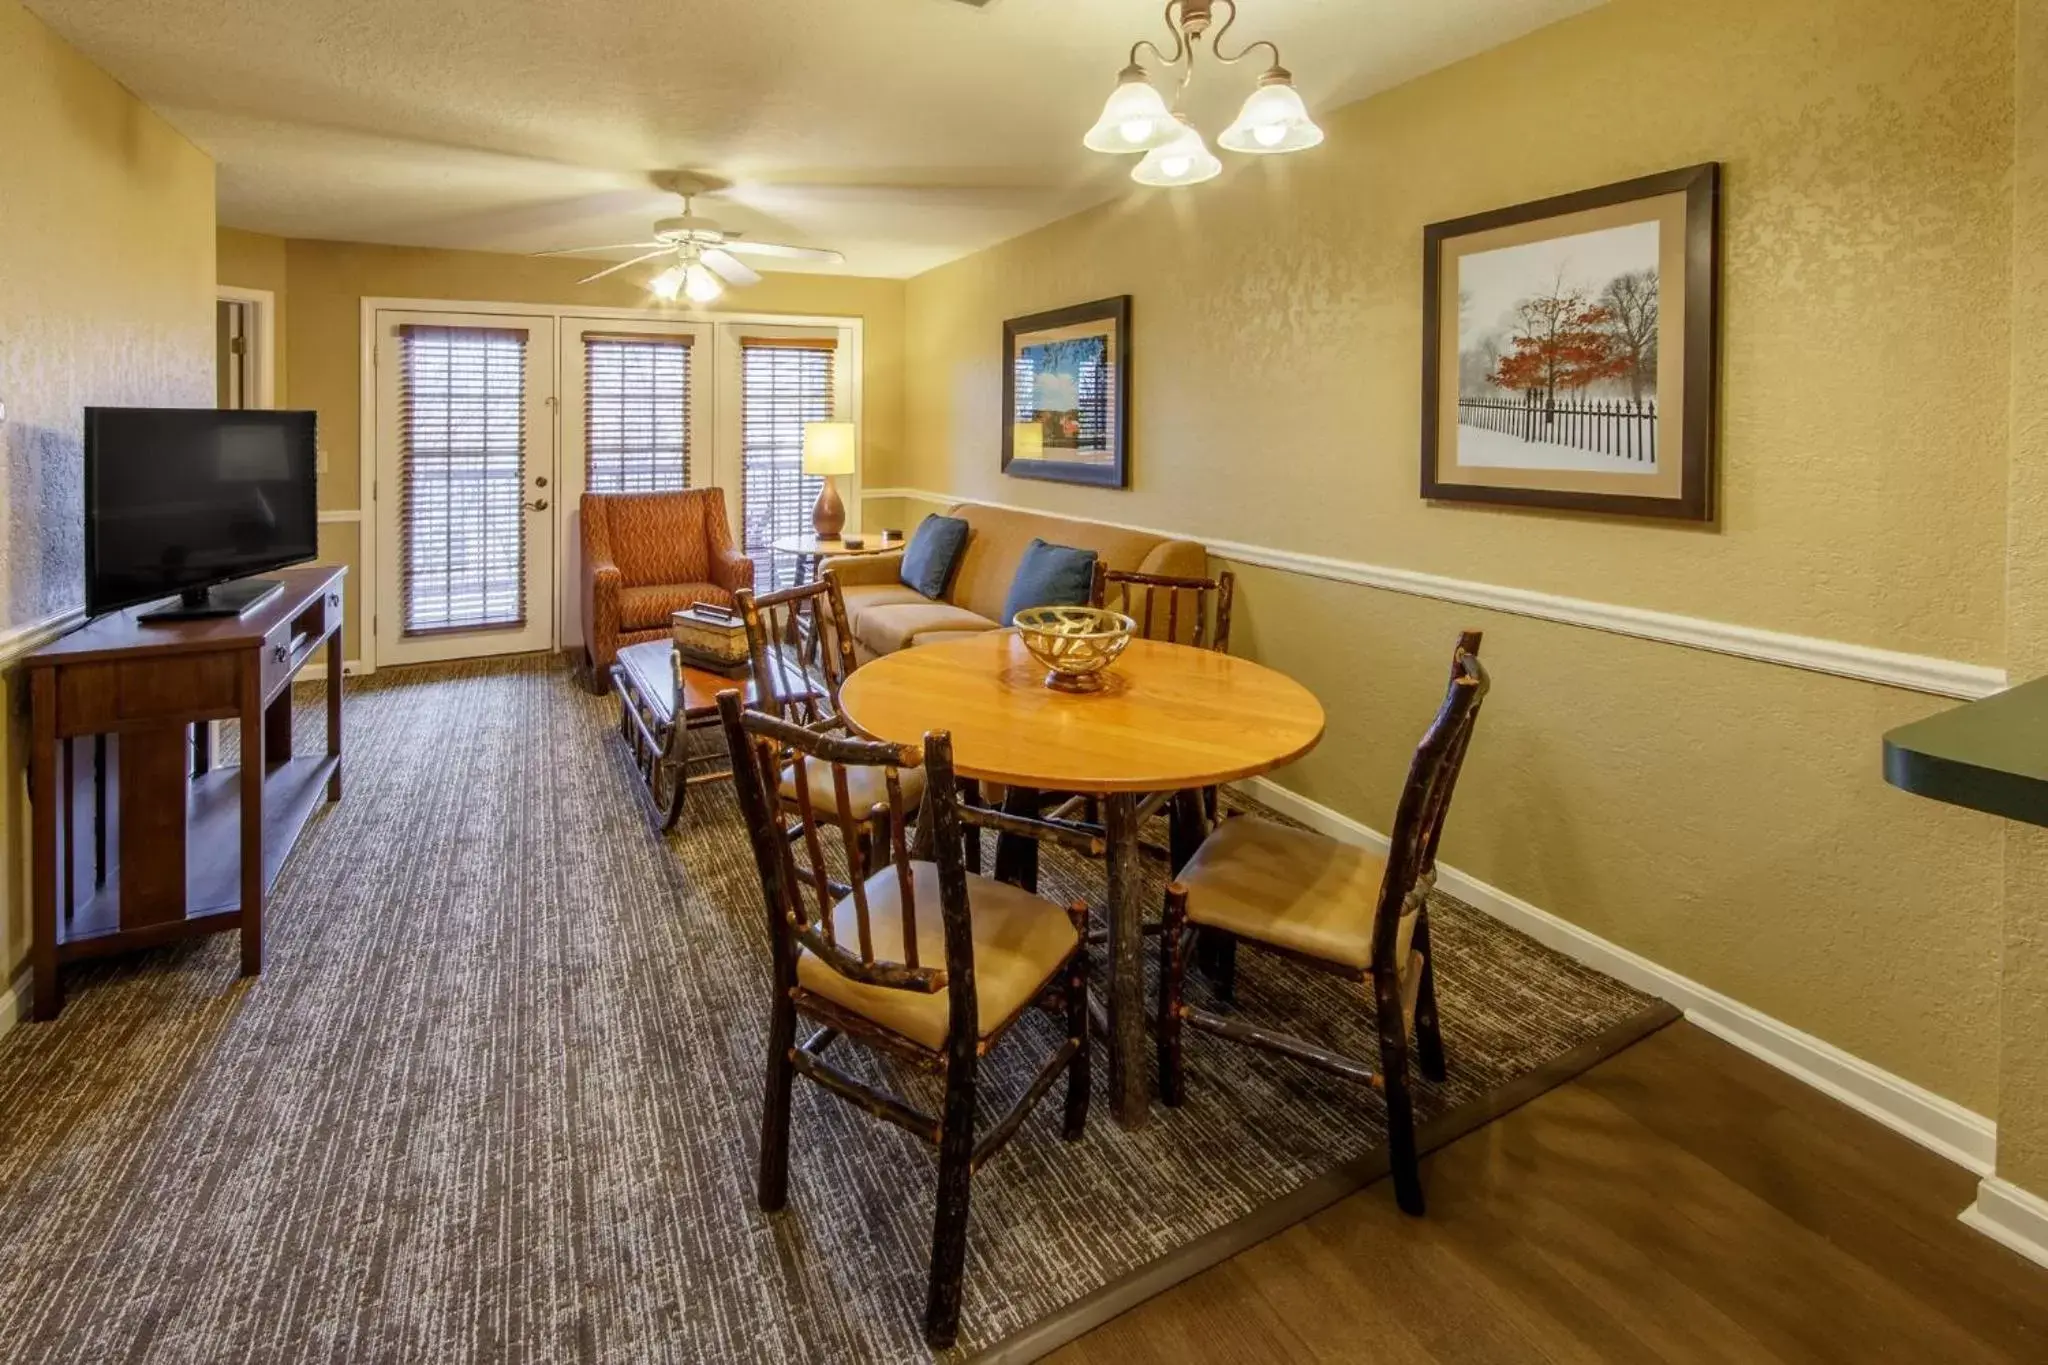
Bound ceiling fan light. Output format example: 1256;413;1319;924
683;261;724;304
1083;65;1178;153
649;266;685;301
1130;117;1222;187
1218;72;1325;154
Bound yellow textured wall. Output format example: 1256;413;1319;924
243;237;906;656
901;0;2013;1112
1998;0;2048;1199
216;226;289;403
0;0;215;1000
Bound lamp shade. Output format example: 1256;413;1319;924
1130;117;1222;187
1083;66;1178;153
802;421;857;476
1218;75;1325;154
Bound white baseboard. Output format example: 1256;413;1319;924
1237;775;2000;1176
0;966;27;1040
294;659;365;684
1961;1177;2048;1269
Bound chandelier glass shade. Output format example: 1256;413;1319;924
1084;0;1324;185
1131;116;1223;187
1082;67;1179;153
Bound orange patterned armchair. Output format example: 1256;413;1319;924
581;489;753;690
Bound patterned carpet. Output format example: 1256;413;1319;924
0;655;1658;1364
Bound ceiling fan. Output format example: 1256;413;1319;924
534;173;845;304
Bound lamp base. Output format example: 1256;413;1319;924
811;478;846;540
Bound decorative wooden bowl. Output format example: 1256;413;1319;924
1012;606;1137;692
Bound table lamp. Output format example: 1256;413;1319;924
802;421;856;539
1012;420;1045;462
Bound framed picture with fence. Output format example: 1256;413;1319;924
1422;163;1720;521
1002;296;1131;489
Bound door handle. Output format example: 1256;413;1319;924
527;498;550;511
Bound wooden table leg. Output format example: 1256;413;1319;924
992;785;1042;892
325;627;343;801
29;669;61;1021
240;660;264;977
1103;790;1149;1129
1168;787;1207;874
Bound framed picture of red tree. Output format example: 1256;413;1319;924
1422;163;1720;520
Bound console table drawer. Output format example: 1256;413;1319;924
56;654;243;732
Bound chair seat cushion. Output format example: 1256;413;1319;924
796;861;1078;1051
780;756;927;818
852;601;1000;658
618;582;734;631
1177;817;1412;973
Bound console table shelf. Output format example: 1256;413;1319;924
24;565;347;1018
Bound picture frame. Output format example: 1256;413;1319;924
1002;296;1131;489
1421;163;1720;521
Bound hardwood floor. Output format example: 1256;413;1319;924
1052;1023;2048;1364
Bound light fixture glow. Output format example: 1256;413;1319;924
1217;72;1325;155
1131;117;1221;188
683;261;723;304
649;267;684;301
1083;65;1177;152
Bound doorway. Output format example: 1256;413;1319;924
372;310;559;666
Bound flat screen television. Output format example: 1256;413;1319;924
84;407;319;620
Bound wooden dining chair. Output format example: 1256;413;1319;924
1085;563;1238;834
1091;563;1235;653
1155;631;1488;1217
717;690;1098;1349
737;578;924;879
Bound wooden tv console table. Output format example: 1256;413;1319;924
24;565;346;1021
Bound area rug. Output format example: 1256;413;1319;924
0;655;1664;1364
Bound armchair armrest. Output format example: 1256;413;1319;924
822;551;906;590
712;545;755;595
956;803;1107;858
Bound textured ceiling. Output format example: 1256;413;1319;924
28;0;1600;278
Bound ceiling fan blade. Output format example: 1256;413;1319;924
575;248;673;284
532;241;663;257
721;241;846;264
700;248;761;287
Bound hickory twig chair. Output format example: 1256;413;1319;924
737;578;925;881
1090;563;1236;654
718;691;1097;1349
1156;631;1489;1216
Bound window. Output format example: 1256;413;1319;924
583;334;692;493
739;337;836;588
397;324;529;635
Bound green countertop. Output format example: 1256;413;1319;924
1883;676;2048;827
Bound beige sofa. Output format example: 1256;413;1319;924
823;502;1208;661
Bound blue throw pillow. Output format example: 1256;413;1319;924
899;514;969;599
1002;539;1099;626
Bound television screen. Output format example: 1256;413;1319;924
84;407;319;616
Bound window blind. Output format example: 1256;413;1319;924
739;337;836;589
398;324;529;636
583;333;692;493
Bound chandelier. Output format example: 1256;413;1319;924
1083;0;1325;188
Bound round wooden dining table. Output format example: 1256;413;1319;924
838;629;1326;1127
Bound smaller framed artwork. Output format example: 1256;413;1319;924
1002;295;1131;489
1422;163;1720;521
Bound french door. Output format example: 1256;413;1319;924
373;310;558;666
556;317;712;647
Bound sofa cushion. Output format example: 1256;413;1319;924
617;582;734;631
854;601;1000;658
1000;538;1099;626
899;514;970;598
